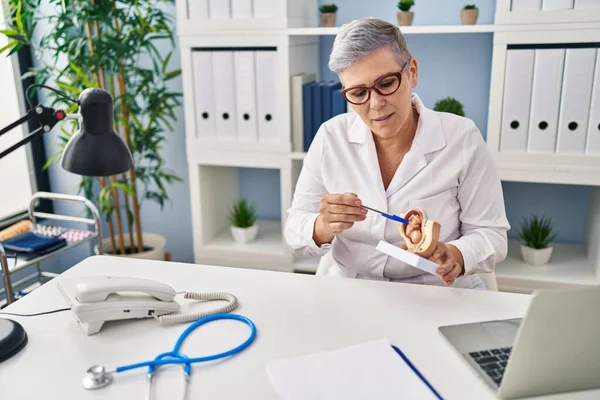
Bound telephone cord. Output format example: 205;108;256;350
153;292;239;325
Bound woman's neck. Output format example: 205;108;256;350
374;107;419;155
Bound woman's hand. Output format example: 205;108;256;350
428;242;465;286
313;192;367;246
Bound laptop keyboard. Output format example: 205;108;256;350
468;347;512;387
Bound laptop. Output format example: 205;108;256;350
438;286;600;399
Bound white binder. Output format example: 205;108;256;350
209;0;231;19
232;0;253;18
192;51;217;139
527;49;565;154
500;49;535;153
188;0;209;19
212;51;237;140
574;0;600;8
511;0;542;11
255;51;278;143
253;0;275;18
585;49;600;155
234;51;258;142
556;48;596;155
542;0;574;9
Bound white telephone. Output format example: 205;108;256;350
57;276;238;335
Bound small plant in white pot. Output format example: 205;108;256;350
319;4;338;27
461;4;479;25
229;198;258;244
397;0;415;26
517;214;556;266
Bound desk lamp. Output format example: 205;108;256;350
0;84;134;363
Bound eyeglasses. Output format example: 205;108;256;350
341;62;410;105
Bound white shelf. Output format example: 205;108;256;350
291;152;307;160
496;240;599;293
288;24;497;36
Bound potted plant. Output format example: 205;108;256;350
319;4;338;27
461;4;479;25
1;0;183;260
517;214;556;266
397;0;415;26
433;97;465;117
229;198;258;244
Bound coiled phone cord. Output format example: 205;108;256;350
153;292;239;325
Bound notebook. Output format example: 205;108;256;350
266;339;443;399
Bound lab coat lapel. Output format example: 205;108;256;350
385;94;446;198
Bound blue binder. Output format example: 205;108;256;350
332;87;347;116
302;81;316;152
391;345;444;399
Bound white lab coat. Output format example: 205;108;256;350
284;94;510;289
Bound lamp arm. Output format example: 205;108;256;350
0;108;37;139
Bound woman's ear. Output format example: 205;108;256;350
409;58;418;88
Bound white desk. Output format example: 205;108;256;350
0;256;598;400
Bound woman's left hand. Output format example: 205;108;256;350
428;242;464;286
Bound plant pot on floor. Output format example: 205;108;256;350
397;11;414;26
520;244;553;266
231;224;258;244
95;232;166;260
461;9;479;25
320;12;336;27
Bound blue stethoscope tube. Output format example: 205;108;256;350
114;313;257;374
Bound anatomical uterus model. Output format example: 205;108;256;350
398;208;440;258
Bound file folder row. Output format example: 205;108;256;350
290;74;348;152
192;50;278;143
511;0;600;11
188;0;275;20
500;47;600;155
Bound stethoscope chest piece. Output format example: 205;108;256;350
82;365;113;390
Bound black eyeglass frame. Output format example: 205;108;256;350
341;61;411;105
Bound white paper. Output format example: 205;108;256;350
376;240;439;275
266;339;438;400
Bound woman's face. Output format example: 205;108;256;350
339;46;418;141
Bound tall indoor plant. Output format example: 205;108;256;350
1;0;183;258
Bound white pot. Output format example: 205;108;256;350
95;232;166;260
230;224;258;243
520;244;553;266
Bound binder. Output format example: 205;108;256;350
192;51;217;139
303;81;316;152
511;0;542;11
212;51;237;140
332;88;347;117
542;0;574;9
188;0;209;19
234;51;258;142
232;0;253;18
500;49;535;153
209;0;231;19
574;0;600;8
527;49;565;154
556;48;596;155
255;50;278;143
311;82;324;140
585;49;600;155
322;81;342;122
253;0;275;18
291;73;316;152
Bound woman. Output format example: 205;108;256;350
284;18;510;289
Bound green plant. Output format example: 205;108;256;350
319;4;338;13
1;0;183;254
228;198;257;228
463;4;478;10
517;214;556;249
433;97;465;117
397;0;415;12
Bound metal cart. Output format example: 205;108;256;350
0;192;104;305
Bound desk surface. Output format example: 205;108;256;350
1;256;598;400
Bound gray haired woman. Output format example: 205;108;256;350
284;18;510;290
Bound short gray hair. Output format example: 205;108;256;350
328;18;412;74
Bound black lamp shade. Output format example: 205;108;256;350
60;88;133;176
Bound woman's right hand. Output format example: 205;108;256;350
313;192;367;246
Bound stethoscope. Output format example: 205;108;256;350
82;313;256;400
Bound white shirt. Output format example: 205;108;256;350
284;94;511;289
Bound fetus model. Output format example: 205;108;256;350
398;207;440;258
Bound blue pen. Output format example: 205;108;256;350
360;205;408;224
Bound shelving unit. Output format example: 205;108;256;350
176;0;600;293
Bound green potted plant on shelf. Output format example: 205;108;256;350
1;0;183;260
517;214;556;266
229;198;258;244
461;4;479;25
433;97;465;117
397;0;415;26
319;4;338;28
